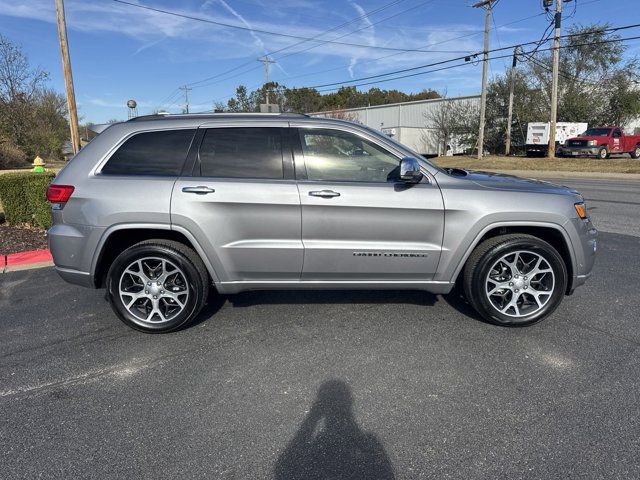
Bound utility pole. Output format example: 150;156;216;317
257;56;276;105
505;46;519;156
547;0;563;158
473;0;493;160
180;85;191;114
54;0;81;155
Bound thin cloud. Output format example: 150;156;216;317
347;2;375;78
215;0;265;53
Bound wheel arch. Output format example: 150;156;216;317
92;224;220;288
451;223;575;294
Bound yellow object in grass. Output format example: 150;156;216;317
32;156;45;173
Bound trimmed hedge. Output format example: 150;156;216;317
0;172;55;229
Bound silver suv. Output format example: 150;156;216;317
47;113;597;332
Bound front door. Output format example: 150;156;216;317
612;128;623;153
172;124;303;282
293;126;444;282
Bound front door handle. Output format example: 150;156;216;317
309;190;341;198
182;186;215;195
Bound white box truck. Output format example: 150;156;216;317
526;122;588;157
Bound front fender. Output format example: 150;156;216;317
436;218;576;284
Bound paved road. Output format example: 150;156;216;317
1;178;640;479
548;177;640;237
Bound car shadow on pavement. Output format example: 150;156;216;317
227;289;437;307
273;379;395;480
441;287;486;323
223;288;487;324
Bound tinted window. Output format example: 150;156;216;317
102;129;195;176
614;128;621;138
298;128;399;182
199;127;283;179
580;128;611;137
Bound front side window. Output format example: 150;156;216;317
298;128;399;182
198;127;284;179
613;128;621;138
102;129;195;176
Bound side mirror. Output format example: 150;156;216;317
399;157;423;184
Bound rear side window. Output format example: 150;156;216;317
102;129;196;176
198;127;283;179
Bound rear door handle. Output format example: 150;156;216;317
309;190;340;198
182;186;215;195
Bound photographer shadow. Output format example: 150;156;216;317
274;379;395;480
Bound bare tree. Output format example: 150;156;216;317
424;97;455;156
322;109;361;123
0;35;68;162
424;97;480;156
0;34;48;102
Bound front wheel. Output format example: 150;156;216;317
597;146;609;159
463;234;568;326
630;145;640;159
106;240;209;333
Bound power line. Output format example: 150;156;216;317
208;21;637;107
313;34;640;93
201;10;550;98
303;23;640;90
185;0;451;92
271;0;444;63
112;0;463;54
184;0;411;89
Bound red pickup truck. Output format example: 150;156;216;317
561;126;640;159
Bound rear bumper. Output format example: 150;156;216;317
55;266;93;287
526;144;548;154
48;222;103;288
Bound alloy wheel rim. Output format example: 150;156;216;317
485;250;555;318
119;257;190;324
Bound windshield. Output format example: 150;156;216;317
580;128;611;137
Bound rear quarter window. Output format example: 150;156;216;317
101;129;196;176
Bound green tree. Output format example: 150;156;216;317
284;87;323;113
486;24;640;153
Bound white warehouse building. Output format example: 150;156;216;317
310;94;480;156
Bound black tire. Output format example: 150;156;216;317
106;240;209;333
597;146;609;159
630;145;640;159
462;234;568;327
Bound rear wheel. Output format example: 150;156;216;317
463;234;568;326
630;145;640;159
597;146;609;159
106;240;209;333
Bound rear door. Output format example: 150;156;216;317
293;125;444;282
171;123;303;282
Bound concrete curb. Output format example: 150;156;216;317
2;249;53;273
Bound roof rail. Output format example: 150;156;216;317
127;112;309;121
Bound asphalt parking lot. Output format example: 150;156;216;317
1;177;639;479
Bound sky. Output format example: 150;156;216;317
0;0;637;123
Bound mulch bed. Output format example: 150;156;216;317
0;224;48;255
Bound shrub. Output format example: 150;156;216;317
0;141;29;169
0;172;55;228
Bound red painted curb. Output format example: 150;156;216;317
6;249;52;267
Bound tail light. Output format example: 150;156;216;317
47;185;75;203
